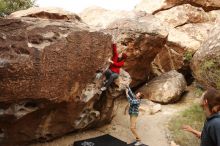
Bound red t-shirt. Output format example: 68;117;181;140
109;44;124;74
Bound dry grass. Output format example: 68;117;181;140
168;104;205;146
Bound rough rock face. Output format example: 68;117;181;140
80;6;198;86
80;4;219;88
209;10;220;22
77;6;170;88
104;16;169;87
134;0;220;79
134;0;220;14
175;0;220;10
8;7;82;21
0;17;131;145
134;0;171;14
151;22;214;81
138;70;187;104
191;26;220;89
80;6;181;88
155;4;211;27
151;5;216;78
151;27;201;77
80;6;146;29
177;23;213;42
96;69;131;124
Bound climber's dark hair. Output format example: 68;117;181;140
203;88;220;114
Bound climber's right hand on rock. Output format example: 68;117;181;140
108;58;113;64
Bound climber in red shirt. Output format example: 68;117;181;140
101;43;127;91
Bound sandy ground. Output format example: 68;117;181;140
32;87;199;146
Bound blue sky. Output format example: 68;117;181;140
36;0;141;13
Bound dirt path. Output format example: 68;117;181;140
32;87;199;146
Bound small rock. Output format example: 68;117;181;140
170;141;180;146
150;104;162;115
8;7;81;21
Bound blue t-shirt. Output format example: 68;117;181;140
201;112;220;146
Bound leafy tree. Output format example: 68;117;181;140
0;0;35;16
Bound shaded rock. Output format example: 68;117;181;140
138;70;187;104
191;26;220;89
80;6;146;29
114;69;132;93
151;21;214;77
80;7;171;87
104;16;169;87
135;2;218;78
95;69;131;124
179;0;220;10
8;7;82;21
0;17;130;145
155;4;211;27
151;28;200;76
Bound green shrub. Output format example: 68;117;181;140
0;0;35;16
201;59;215;70
200;59;220;90
194;87;203;96
183;51;193;62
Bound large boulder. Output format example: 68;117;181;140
104;16;169;87
151;27;201;76
8;7;82;21
0;17;130;145
90;69;131;126
138;70;187;104
151;21;214;79
134;0;172;14
176;23;214;42
154;4;211;27
179;0;220;10
191;26;220;89
80;6;146;29
80;6;201;86
80;7;169;87
135;1;219;79
134;0;220;14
